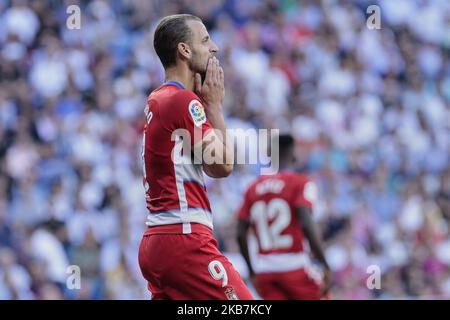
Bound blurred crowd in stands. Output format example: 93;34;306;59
0;0;449;299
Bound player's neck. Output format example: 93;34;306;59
164;66;195;91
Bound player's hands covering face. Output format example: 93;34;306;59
194;57;224;109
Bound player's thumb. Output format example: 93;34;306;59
194;73;202;94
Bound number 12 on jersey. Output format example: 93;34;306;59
250;198;293;251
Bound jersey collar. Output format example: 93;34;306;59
163;80;185;89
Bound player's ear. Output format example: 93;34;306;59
177;42;191;61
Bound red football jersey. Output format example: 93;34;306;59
237;171;318;273
142;81;213;233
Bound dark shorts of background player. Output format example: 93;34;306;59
138;223;254;300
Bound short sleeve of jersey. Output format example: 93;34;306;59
171;90;213;146
294;178;318;209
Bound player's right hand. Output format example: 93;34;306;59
194;57;224;109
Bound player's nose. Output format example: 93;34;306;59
210;41;219;54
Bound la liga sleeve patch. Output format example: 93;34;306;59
188;99;207;127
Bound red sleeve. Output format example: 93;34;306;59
171;90;213;147
294;177;318;210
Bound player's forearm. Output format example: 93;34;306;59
298;207;330;270
303;226;330;270
237;234;255;277
311;240;330;270
236;221;255;276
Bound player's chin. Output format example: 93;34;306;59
201;59;209;73
190;62;206;79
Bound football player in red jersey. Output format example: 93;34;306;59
237;134;332;299
138;14;253;300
